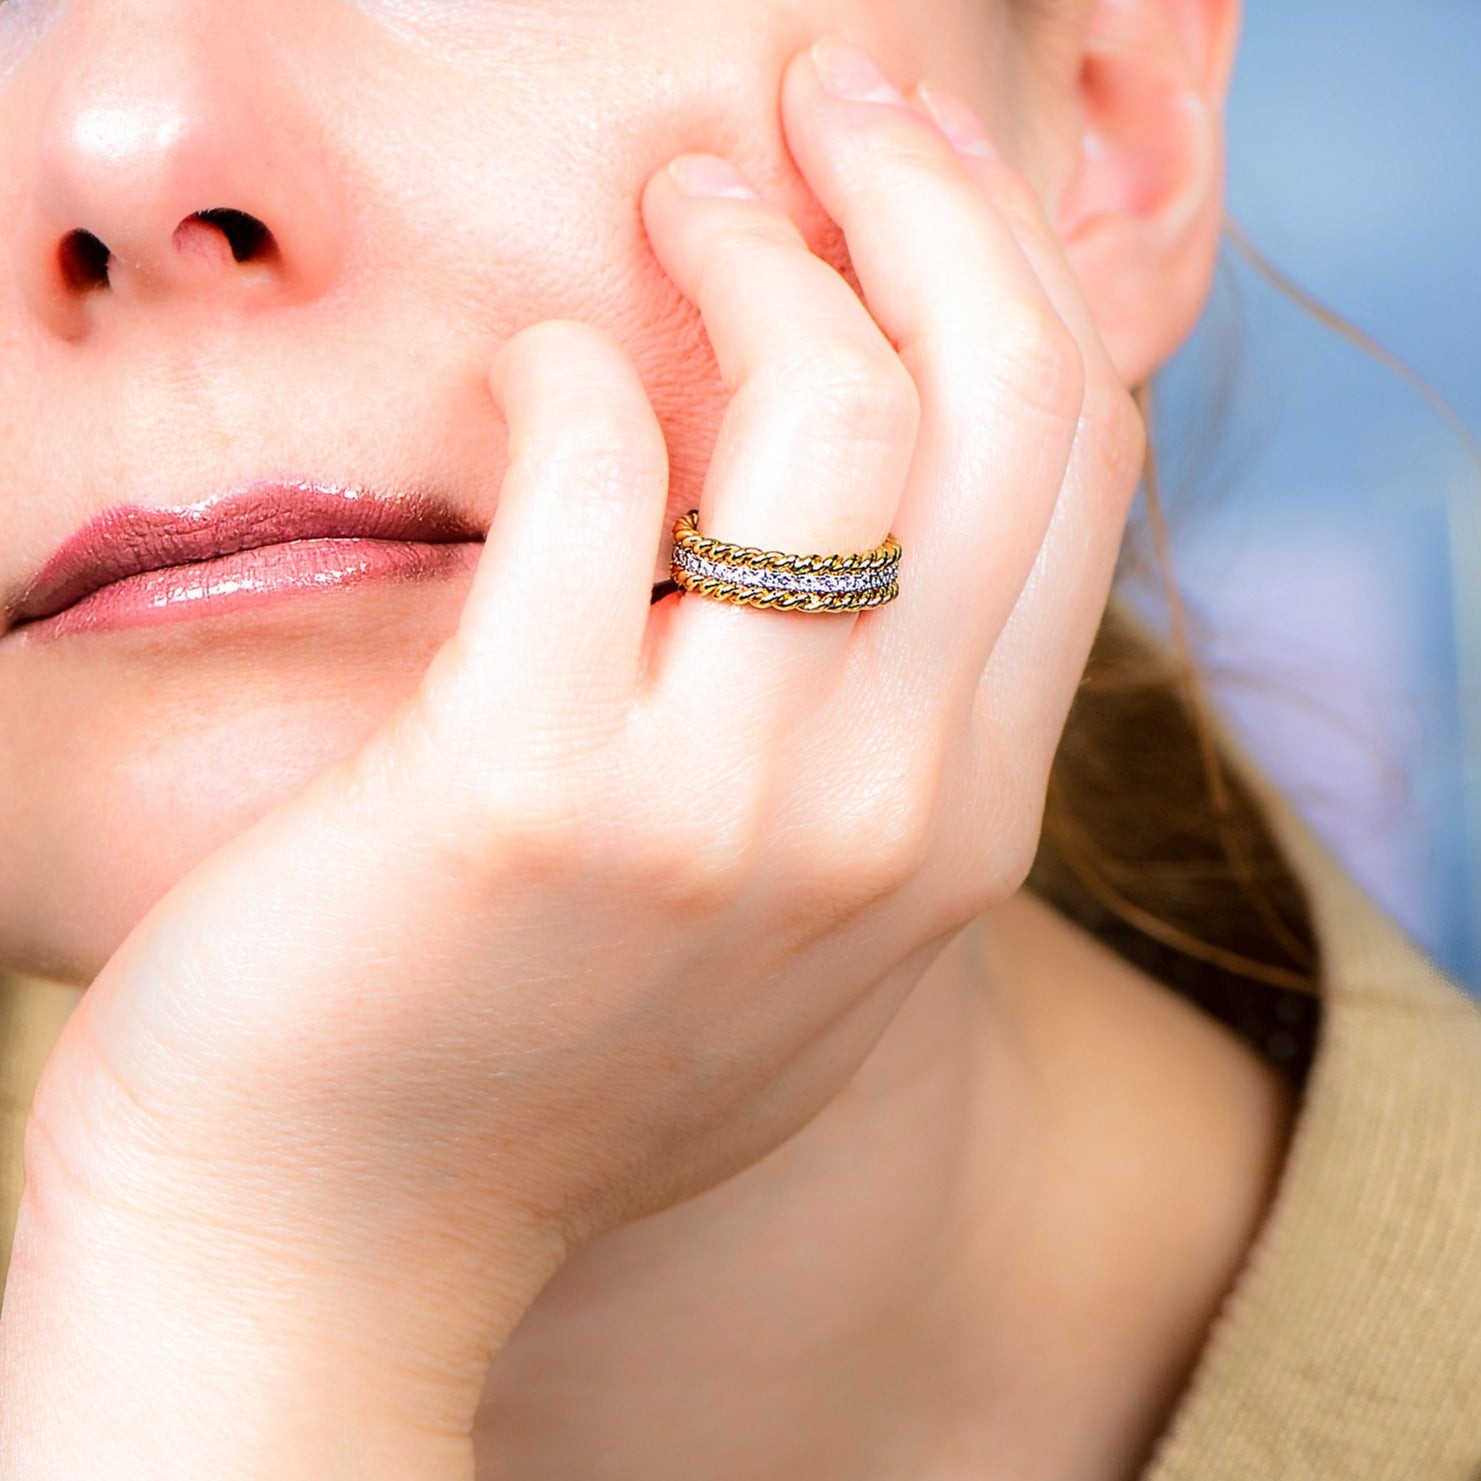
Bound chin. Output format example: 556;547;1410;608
0;572;472;987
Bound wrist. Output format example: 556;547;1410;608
1;1087;567;1478
2;1227;463;1479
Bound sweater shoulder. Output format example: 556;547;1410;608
1144;768;1481;1480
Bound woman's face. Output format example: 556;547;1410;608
0;0;1065;985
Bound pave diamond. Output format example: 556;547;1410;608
671;547;898;596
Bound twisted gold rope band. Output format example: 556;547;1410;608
668;509;902;613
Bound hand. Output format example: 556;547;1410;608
3;35;1143;1471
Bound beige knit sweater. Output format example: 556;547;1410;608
1142;769;1481;1477
3;771;1481;1475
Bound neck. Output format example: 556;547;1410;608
471;891;1298;1481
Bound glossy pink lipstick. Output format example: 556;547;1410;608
7;479;486;640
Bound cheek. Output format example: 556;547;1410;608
0;578;470;984
573;164;859;533
353;31;858;535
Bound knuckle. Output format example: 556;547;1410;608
422;756;612;888
1086;382;1148;495
490;809;594;887
697;210;807;291
358;675;605;826
971;730;1052;897
653;796;765;909
530;437;658;508
816;786;936;909
986;297;1086;427
503;404;665;518
622;724;766;909
995;801;1047;900
858;116;964;190
765;338;920;448
980;160;1052;237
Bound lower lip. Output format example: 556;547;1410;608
9;536;484;641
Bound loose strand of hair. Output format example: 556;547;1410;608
1221;212;1481;503
1133;379;1321;972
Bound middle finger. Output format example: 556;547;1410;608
779;38;1090;711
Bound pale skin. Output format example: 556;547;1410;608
0;2;1297;1478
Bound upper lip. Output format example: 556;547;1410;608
8;478;487;628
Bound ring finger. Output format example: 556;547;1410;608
639;152;921;734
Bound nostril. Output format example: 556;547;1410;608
58;229;111;291
191;208;273;264
54;210;275;293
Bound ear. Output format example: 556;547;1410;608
1054;0;1241;386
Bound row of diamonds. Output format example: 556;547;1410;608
672;548;899;596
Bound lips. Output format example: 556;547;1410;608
8;478;487;631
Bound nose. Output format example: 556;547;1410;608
10;11;349;339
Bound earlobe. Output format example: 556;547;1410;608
1052;0;1237;385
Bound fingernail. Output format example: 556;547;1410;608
810;39;907;105
666;154;761;200
915;82;997;159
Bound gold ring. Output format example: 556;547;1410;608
668;509;902;613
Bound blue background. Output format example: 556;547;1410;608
1125;0;1481;992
